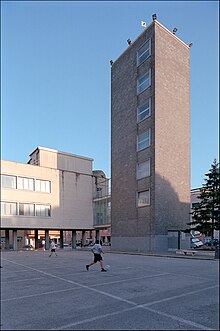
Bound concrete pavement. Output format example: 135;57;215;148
1;249;219;330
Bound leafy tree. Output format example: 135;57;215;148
187;159;220;248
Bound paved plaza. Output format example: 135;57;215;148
1;249;219;330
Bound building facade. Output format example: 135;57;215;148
1;146;95;249
111;18;191;252
93;170;111;244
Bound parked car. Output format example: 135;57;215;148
204;237;211;245
191;231;201;238
55;243;70;248
22;245;34;250
191;238;204;248
205;238;219;247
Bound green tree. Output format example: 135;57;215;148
188;159;220;248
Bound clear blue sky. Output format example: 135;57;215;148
1;1;219;189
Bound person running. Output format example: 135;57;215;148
86;239;107;272
49;239;58;257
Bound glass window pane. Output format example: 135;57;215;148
24;178;29;190
137;160;150;179
36;205;40;216
138;191;150;207
19;204;24;215
35;180;51;193
139;74;147;85
46;205;51;217
17;177;23;189
137;39;151;65
18;177;34;191
137;98;151;122
35;180;40;191
1;202;17;215
19;203;34;216
137;70;151;93
29;179;34;191
1;175;16;189
137;129;151;151
45;181;51;193
36;204;51;217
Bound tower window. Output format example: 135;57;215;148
137;98;151;122
137;129;151;151
137;159;151;179
137;39;151;66
137;190;150;207
137;69;151;94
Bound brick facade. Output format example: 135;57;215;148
111;20;190;252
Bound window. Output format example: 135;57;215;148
96;187;102;197
96;212;103;225
1;202;17;215
137;98;151;122
137;39;151;65
1;175;16;189
36;204;51;217
35;180;51;193
137;129;151;151
19;203;35;216
137;160;150;179
137;190;150;207
17;177;34;191
137;69;151;94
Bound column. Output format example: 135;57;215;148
45;230;50;250
5;229;10;250
71;230;76;249
60;230;64;248
95;230;100;242
13;229;17;251
35;230;39;249
82;230;86;247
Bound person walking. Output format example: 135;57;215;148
49;239;58;257
86;239;107;272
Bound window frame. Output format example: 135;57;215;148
137;190;150;207
17;176;34;191
19;203;35;216
1;201;17;215
137;69;151;94
35;204;51;217
137;98;151;122
137;39;151;66
137;128;151;151
1;175;17;189
35;179;51;193
137;159;151;180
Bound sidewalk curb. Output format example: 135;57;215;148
103;250;216;260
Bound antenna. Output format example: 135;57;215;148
141;21;147;28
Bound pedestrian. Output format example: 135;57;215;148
49;239;58;257
86;239;107;272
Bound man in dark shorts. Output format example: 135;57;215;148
86;239;107;272
49;239;58;257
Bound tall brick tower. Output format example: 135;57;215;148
111;17;191;252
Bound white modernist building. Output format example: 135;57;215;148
1;146;94;249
